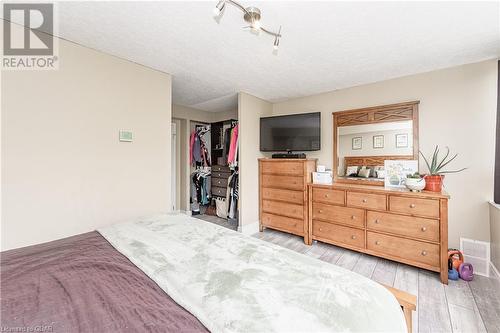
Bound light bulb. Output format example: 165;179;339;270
213;0;225;17
273;36;280;50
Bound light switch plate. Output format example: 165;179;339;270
119;130;133;142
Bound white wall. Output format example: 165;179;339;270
238;92;272;234
490;203;500;272
272;60;498;247
1;32;172;250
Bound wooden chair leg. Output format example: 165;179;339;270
383;284;416;333
403;307;412;333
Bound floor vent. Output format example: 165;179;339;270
459;238;491;277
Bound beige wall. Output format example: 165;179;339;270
172;104;237;123
1;33;172;251
238;92;272;233
272;60;498;247
212;109;238;122
490;202;500;272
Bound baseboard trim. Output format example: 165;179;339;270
240;221;259;236
490;261;500;279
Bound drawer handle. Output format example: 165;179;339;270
362;199;368;203
421;226;427;232
293;223;297;227
375;241;380;245
351;215;356;220
325;194;329;198
319;228;323;232
351;235;357;240
319;210;323;213
421;250;427;256
410;203;416;208
374;219;380;224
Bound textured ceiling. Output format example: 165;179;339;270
12;1;500;111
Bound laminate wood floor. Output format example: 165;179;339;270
193;214;238;231
253;229;500;333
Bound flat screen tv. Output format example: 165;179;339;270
260;112;321;152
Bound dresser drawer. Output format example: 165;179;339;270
347;192;386;210
261;174;304;191
389;196;440;218
212;177;228;188
262;200;303;219
367;231;440;268
312;188;345;205
212;165;230;172
313;221;365;249
212;186;227;197
261;161;303;176
367;211;439;242
212;171;231;179
261;213;303;235
262;188;303;205
312;203;364;228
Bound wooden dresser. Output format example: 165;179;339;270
259;158;317;244
308;183;449;284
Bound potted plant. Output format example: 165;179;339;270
405;172;426;192
419;146;466;192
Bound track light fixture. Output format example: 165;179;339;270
212;0;282;53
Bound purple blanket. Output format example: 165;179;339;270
0;232;208;333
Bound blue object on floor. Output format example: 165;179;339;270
448;268;459;280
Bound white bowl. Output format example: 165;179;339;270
405;178;426;192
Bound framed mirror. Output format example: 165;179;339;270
332;101;419;186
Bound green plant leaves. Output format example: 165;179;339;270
419;145;466;175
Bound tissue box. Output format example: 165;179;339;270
317;165;326;172
313;171;333;185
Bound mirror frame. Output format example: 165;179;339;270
332;101;420;186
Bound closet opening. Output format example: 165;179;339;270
189;118;239;230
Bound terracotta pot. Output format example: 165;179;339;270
424;175;444;192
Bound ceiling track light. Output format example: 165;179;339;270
212;0;282;53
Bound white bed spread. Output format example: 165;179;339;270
98;213;406;333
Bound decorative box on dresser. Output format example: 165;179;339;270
259;158;317;244
308;183;450;284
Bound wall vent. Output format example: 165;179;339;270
459;238;491;277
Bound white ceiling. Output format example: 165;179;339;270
13;1;500;112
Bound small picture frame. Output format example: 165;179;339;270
396;133;408;148
352;137;362;150
373;135;384;149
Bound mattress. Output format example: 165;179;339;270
98;213;407;332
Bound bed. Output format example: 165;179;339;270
1;214;410;332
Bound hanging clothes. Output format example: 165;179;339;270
191;168;211;209
190;126;211;167
226;171;239;219
227;124;239;166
